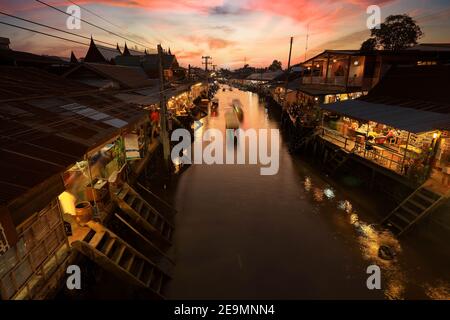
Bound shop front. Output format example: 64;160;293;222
59;135;126;225
167;91;194;117
319;100;449;184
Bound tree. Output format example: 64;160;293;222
360;14;423;51
360;38;377;52
268;60;282;71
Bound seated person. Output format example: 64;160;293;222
385;129;396;144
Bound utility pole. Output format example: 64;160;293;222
284;36;294;109
304;24;309;62
157;44;170;173
202;55;212;72
188;64;192;83
212;64;217;72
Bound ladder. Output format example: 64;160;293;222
72;222;171;299
114;183;174;247
381;185;446;236
324;148;350;176
136;182;177;219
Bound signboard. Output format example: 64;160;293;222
124;133;141;160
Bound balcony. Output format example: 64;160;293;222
301;76;363;87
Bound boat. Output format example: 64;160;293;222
198;98;210;110
232;99;243;121
211;98;219;110
225;111;239;130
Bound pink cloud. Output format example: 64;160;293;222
207;37;235;49
72;0;222;12
244;0;396;29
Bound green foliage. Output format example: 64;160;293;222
361;14;423;51
268;59;282;71
360;38;377;52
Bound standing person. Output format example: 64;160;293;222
150;107;160;140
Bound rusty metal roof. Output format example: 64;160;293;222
0;66;94;100
0;67;149;206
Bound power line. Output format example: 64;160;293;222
0;80;185;139
0;20;89;47
67;0;156;48
34;0;152;50
0;11;121;49
67;0;123;30
202;55;212;71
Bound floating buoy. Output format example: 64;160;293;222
378;245;395;260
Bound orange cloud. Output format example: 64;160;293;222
207;37;235;49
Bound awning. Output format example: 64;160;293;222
321;100;450;133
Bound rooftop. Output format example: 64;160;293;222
0;67;148;209
0;66;94;100
361;64;450;114
321;64;450;132
64;62;157;89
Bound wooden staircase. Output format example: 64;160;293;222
382;185;446;236
324;148;351;176
136;182;177;219
72;222;171;299
114;183;174;247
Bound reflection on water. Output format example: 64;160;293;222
304;176;312;192
170;86;449;300
323;188;335;200
299;174;450;300
424;281;450;300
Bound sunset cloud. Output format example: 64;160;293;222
2;0;449;68
207;37;236;49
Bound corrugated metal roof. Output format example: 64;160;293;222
321;99;450;133
361;65;450;113
0;67;149;206
0;67;94;100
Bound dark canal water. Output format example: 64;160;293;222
165;86;449;300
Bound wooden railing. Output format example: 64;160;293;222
320;127;407;175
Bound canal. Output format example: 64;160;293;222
164;86;449;299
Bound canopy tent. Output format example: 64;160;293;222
321;99;450;134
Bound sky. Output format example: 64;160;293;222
1;0;450;69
